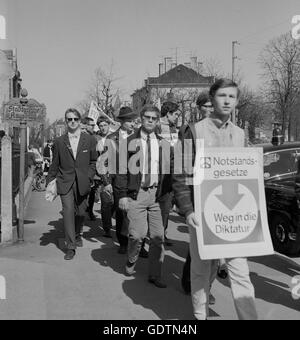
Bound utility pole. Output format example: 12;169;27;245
232;41;239;124
232;41;239;82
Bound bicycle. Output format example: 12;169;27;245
32;162;47;192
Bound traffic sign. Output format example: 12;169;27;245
3;103;46;122
193;147;274;259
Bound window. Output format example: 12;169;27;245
264;149;300;179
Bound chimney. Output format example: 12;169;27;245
190;56;197;71
159;63;164;76
197;62;203;74
164;57;172;72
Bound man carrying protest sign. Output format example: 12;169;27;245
173;79;258;320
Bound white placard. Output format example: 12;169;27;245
193;147;274;259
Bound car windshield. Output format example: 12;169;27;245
263;148;300;179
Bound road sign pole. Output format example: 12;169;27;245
17;89;28;243
18;119;26;242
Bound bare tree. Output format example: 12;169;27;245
259;32;300;140
79;62;122;119
237;87;272;143
202;57;225;79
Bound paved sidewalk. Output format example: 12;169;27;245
0;191;194;320
0;191;300;320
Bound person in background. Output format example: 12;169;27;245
92;117;114;235
27;144;37;178
85;117;96;135
196;91;214;121
98;107;148;257
43;140;53;173
157;101;180;246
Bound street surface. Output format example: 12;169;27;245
0;191;299;320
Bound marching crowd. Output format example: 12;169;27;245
45;78;258;320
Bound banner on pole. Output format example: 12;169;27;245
88;101;100;123
193;147;274;260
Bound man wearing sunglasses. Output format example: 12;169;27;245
47;108;98;260
115;105;173;288
196;91;214;121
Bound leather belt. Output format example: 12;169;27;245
141;185;158;191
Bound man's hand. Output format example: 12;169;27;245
119;197;130;211
103;184;113;194
186;212;200;229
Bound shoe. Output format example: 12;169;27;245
125;260;136;276
139;247;149;258
118;245;127;254
103;230;112;238
209;293;216;305
64;249;75;260
164;236;173;246
148;276;167;288
76;237;83;247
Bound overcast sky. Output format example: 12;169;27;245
1;0;299;122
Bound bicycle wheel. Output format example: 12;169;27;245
35;175;46;192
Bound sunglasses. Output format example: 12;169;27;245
143;115;158;122
67;117;80;122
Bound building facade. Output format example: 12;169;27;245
132;63;214;124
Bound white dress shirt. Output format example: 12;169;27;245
68;129;81;159
140;130;159;187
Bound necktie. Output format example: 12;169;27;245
143;134;151;188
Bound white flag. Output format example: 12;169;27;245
154;97;161;111
88;101;100;122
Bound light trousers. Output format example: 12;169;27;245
189;226;258;320
127;188;166;279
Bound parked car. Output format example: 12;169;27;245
257;142;300;256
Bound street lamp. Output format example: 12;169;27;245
18;88;28;242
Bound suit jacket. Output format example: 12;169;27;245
114;128;173;201
46;132;97;196
97;128;136;187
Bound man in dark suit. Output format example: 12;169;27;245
115;104;173;288
47;108;97;260
98;107;149;256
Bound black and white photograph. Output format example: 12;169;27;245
0;0;300;323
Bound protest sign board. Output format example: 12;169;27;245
193;147;274;259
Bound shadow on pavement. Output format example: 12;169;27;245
168;214;186;225
91;246;218;320
249;255;300;277
215;256;300;313
40;219;65;254
250;272;300;313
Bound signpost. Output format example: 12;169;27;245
193;147;274;260
4;102;45;121
17;89;28;242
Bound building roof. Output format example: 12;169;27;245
147;64;214;86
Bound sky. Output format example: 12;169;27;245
0;0;300;122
